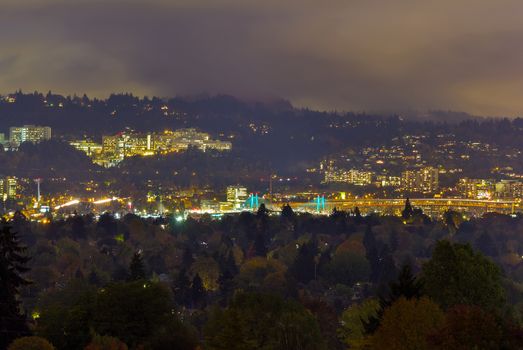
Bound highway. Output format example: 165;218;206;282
283;198;519;217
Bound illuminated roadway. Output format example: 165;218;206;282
283;198;520;217
53;196;520;219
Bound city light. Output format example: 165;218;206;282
93;197;119;205
54;199;80;210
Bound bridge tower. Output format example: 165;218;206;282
315;195;325;213
248;193;259;210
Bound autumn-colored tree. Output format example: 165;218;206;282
428;305;502;350
236;257;288;293
371;297;444;350
84;334;128;350
8;336;55;350
338;299;379;349
190;256;220;290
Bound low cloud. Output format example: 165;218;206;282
0;0;522;116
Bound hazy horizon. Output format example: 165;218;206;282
1;0;523;117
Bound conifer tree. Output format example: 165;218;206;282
402;198;413;219
281;204;295;221
181;247;194;270
0;223;31;348
354;206;362;222
364;264;423;334
191;274;207;308
289;240;318;283
129;251;146;280
254;232;268;257
173;268;191;307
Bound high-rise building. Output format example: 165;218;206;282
457;178;495;199
495;180;523;200
226;185;248;209
323;169;374;185
401;167;439;193
375;175;402;188
0;176;17;200
9;125;51;146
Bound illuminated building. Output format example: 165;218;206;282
401;167;439;193
200;199;220;212
324;169;373;185
0;133;8;148
495;180;523;200
457;178;495;199
375;175;402;188
226;185;248;209
102;132;150;158
9;125;51;146
70;139;103;156
200;140;233;151
93;128;232;167
0;176;17;200
154;128;232;153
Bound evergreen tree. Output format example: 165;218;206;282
363;225;380;281
388;264;423;302
88;268;101;286
0;223;31;349
281;204;295;221
222;251;238;276
254;232;267;257
354;206;362;222
173;268;191;307
257;203;269;218
389;229;399;253
364;263;422;334
71;215;86;240
402;198;413;220
181;246;194;270
217;251;238;303
129;251;146;281
373;245;398;286
289;240;317;283
257;203;269;235
191;274;207;308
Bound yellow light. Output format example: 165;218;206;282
54;199;80;210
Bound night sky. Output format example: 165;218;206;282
1;0;522;116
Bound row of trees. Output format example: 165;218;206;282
0;207;523;349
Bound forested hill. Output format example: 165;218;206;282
2;91;523;171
